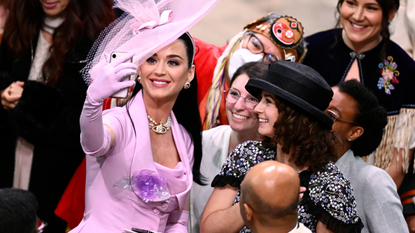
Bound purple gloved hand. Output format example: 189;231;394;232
87;52;137;104
80;53;136;156
165;210;189;233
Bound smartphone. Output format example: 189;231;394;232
109;51;134;98
129;228;158;233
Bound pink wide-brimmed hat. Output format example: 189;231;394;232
82;0;220;84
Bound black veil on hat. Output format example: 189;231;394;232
245;61;334;129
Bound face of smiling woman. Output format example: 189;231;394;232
340;0;384;52
225;73;259;134
39;0;70;17
138;39;195;104
254;90;279;138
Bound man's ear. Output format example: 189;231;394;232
244;203;253;221
348;126;364;142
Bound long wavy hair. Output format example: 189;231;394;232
3;0;114;86
334;0;399;60
128;33;204;185
263;98;339;173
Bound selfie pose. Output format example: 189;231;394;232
69;0;220;232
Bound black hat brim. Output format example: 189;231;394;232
246;78;333;129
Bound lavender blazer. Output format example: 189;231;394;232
71;91;194;233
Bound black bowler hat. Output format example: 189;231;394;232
245;60;333;129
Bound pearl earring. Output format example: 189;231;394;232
184;82;191;89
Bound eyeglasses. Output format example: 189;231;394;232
325;109;359;125
245;33;279;63
225;88;259;110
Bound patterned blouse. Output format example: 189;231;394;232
211;141;363;233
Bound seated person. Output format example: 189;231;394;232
240;160;311;233
328;80;409;233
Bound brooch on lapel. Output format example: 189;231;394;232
377;56;400;95
114;170;170;203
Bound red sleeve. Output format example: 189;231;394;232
193;37;227;104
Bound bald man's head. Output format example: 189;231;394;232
240;161;300;230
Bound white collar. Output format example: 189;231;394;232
43;16;64;34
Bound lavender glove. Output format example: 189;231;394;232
87;52;137;104
165;210;189;233
79;97;111;157
80;53;136;156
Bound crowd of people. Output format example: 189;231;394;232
0;0;414;232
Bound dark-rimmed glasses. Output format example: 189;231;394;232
326;109;359;125
225;88;259;110
245;33;279;63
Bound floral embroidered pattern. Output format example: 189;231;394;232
377;56;400;95
218;141;276;178
298;162;360;232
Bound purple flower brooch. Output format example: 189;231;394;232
114;169;170;203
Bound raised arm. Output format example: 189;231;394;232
80;53;136;156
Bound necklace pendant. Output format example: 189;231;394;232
156;124;167;134
148;115;171;134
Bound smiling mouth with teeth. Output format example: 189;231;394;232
259;118;269;123
232;113;247;120
152;80;169;85
351;23;365;29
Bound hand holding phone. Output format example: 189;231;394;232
110;51;135;98
87;52;137;104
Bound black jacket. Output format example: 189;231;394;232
303;29;415;115
0;30;92;224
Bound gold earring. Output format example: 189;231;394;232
348;138;352;141
184;82;191;89
137;76;141;83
